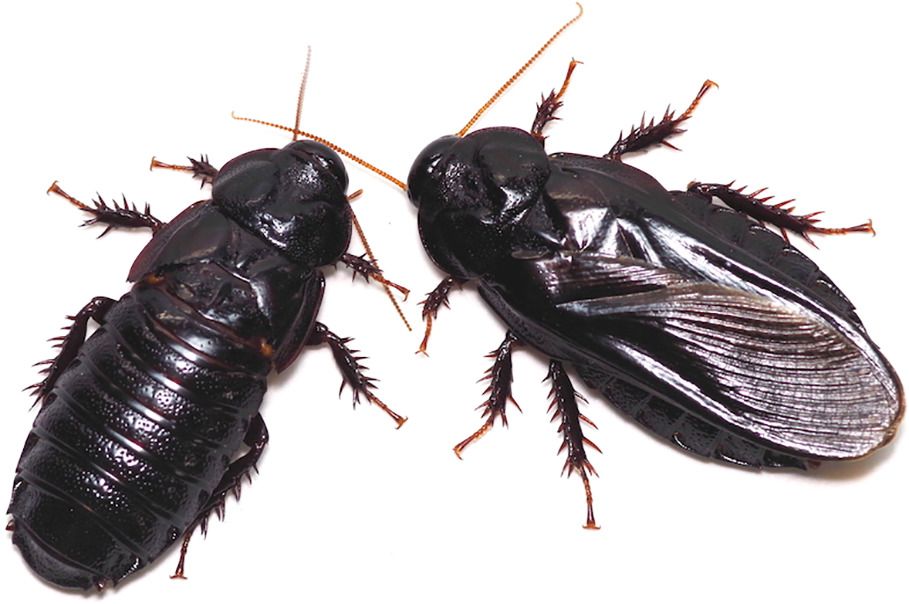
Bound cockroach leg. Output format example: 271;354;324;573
47;181;164;236
546;360;601;530
25;296;116;408
417;276;467;355
530;59;582;146
606;79;717;160
687;181;874;246
339;253;410;299
453;331;521;458
171;414;269;580
307;322;407;428
150;155;219;187
170;533;192;581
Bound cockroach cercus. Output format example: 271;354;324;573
6;61;411;590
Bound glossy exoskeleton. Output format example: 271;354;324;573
407;50;904;526
7;137;405;589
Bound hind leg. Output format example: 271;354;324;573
170;414;269;580
685;181;873;246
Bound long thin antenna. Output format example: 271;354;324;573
232;113;407;191
292;46;312;142
349;202;412;331
283;56;411;331
456;2;584;137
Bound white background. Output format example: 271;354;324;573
1;1;906;602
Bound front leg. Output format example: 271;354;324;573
339;253;409;299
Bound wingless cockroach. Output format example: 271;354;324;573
403;6;903;527
6;65;409;590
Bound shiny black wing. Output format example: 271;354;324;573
488;250;903;460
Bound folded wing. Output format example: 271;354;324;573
515;253;903;459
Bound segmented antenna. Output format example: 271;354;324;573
292;46;313;142
456;2;584;137
231;113;407;190
278;55;411;330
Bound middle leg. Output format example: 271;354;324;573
307;322;407;428
47;181;164;236
607;79;717;160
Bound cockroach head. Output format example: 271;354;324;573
212;140;352;267
408;128;549;221
408;128;553;278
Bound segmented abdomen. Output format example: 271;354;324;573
8;283;268;589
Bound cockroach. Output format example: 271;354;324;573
225;5;902;531
5;61;410;590
405;4;904;528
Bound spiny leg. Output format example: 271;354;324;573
339;253;410;299
687;181;874;246
417;276;468;355
26;296;116;407
47;182;164;236
607;79;717;160
546;360;601;530
171;414;269;580
307;322;407;428
150;155;219;187
453;332;521;458
530;59;582;146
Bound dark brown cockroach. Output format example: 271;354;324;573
403;5;903;528
6;64;410;590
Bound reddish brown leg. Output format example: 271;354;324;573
339;253;410;299
530;59;582;146
150;154;219;187
47;181;164;236
26;296;116;407
307;322;407;428
453;332;521;458
607;79;717;160
171;414;269;580
417;276;467;355
687;181;874;247
546;360;601;530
